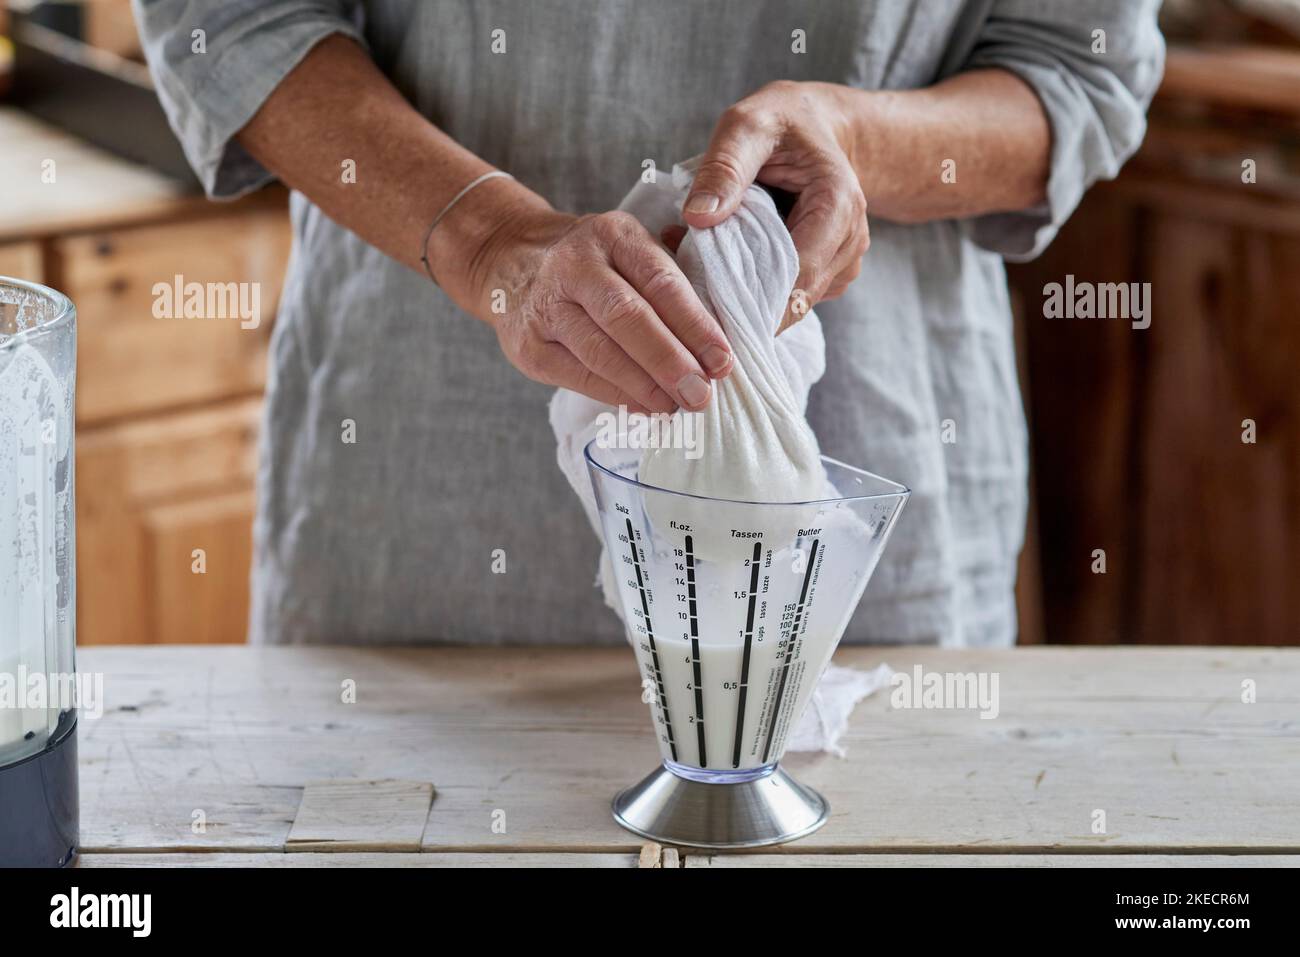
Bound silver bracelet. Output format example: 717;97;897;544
420;170;516;286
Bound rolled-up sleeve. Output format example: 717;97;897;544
132;0;365;198
961;0;1165;261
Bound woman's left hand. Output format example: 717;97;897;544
678;81;869;332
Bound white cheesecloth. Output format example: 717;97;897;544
549;160;892;754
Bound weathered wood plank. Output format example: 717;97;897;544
686;854;1300;868
76;646;1300;854
286;780;435;852
73;850;1300;868
77;852;637;868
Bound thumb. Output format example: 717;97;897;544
683;111;775;228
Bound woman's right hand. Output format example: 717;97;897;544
443;204;734;413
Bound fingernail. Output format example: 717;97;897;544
685;193;719;215
701;344;732;375
676;372;711;407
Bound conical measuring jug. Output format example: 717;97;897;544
586;439;908;846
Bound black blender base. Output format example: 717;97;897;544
0;719;79;867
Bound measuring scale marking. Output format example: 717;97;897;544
625;517;677;762
684;535;707;766
762;537;820;764
733;540;763;768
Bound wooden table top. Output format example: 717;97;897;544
73;645;1300;868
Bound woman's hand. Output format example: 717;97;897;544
449;204;733;413
681;81;869;331
454;205;734;413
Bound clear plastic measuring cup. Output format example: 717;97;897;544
586;440;909;782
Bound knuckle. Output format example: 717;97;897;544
591;210;640;243
608;225;652;265
721;99;760;127
724;92;781;133
596;288;647;331
581;331;622;377
640;264;683;301
758;78;799;97
524;292;560;339
699;150;750;190
562;213;600;246
850;189;868;221
512;335;546;378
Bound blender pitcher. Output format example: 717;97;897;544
586;439;908;848
0;277;79;868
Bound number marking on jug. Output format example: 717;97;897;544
626;518;676;761
732;540;764;768
685;534;706;766
762;538;819;764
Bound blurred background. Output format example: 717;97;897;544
1;0;1296;648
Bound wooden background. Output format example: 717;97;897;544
1007;47;1300;646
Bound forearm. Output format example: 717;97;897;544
831;69;1051;224
235;35;548;315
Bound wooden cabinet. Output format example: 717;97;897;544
56;212;285;424
56;209;290;645
75;400;262;644
1006;46;1300;646
1;107;291;645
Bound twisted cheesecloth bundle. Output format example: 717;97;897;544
549;160;891;754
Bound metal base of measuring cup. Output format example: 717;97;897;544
612;763;829;849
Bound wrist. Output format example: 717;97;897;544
423;176;560;319
797;81;893;204
830;85;883;182
804;81;861;160
466;206;574;325
836;86;910;215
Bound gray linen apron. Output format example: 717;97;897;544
133;0;1164;646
